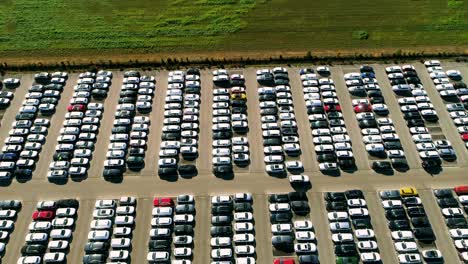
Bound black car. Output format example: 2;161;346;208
291;201;310;216
53;152;72;162
411;216;431;227
178;165;197;175
433;189;453;198
84;242;109;254
335;244;357;256
326;201;347;211
437;197;458;208
161;132;181;141
380;190;401;200
422;249;444;263
360;65;374;73
259;94;276;101
21;244;46;256
352;218;372;229
75;141;95;150
29;85;45;93
212;205;232;215
402;197;421;207
317;153;337;162
235;203;252;212
175;204;195;215
103;169;123;178
385;208;407;220
407;206;426;217
299;254;320;264
212;215;231;226
367;90;382;98
92;89;107;99
358;119;377;128
175;225;194;235
370;96;385;104
307;106;325;115
124;71;140;78
129;148;145;156
446;218;468;228
83;254;107;264
263;138;282;146
148;239;171;250
210;226;232;236
41;97;59;104
271;235;294;252
187;68;200;75
269;194;290;203
288;192;307;201
372;161;392;171
213;165;233;175
325;192;346;202
126;156;145;170
16;113;36;120
384;141;402;150
388;219;411;231
345;189;364;199
158;167;177;177
414;227;435;242
270;212;293;223
391;158;409;170
56;199;79;208
0;200;21;209
118;97;136;104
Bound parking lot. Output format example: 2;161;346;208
0;61;467;263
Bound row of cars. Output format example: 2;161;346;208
103;71;153;178
299;67;356;172
147;195;195;263
324;190;381;263
0;200;21;261
18;199;78;264
47;71;113;180
344;66;409;171
423;61;468;148
269;192;318;264
0;72;69;181
210;194;255;264
212;70;250;176
83;197;137;263
386;65;455;169
157;69;201;177
256;68;303;176
379;187;442;263
432;186;468;261
0;76;20;109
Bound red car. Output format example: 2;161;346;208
455;185;468;195
324;104;341;112
67;104;86;112
274;258;295;264
461;134;468;141
354;103;372;113
153;197;173;207
32;210;55;220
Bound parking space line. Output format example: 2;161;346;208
244;68;265;174
288;67;318;173
28;75;78;181
193;195;210;263
87;73;124;179
196;70;213;176
252;193;272;263
307;192;334;264
364;191;398;263
0;74;33;147
66;198;94;264
415;63;468;166
140;71;167;178
373;65;423;169
130;197;152;263
1;201;35;264
419;189;462;264
331;66;369;170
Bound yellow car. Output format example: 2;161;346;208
231;93;247;101
400;187;418;197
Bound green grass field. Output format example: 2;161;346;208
0;0;466;58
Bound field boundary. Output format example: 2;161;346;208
0;47;467;72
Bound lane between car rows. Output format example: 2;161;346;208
197;70;213;176
31;75;78;181
253;193;273;263
307;192;334;264
332;66;369;171
415;63;468;166
373;65;422;170
193;195;210;263
129;197;152;263
244;68;265;174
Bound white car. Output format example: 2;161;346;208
294;243;317;253
174;247;192;257
331;233;353;243
271;224;293;234
442;207;464;217
295;231;316;242
235;245;255;255
398;253;421;264
347;199;366;207
235;222;254;232
361;252;381;263
234;212;253;222
355;229;375;239
211;237;231;247
328;212;348;221
358;240;378;251
395;242;418;252
294;220;313;230
319;162;338;171
288;175;309;184
233;233;255;244
382;200;403;209
211;195;232;205
211;248;233;259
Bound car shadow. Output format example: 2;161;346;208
16;175;32;184
291;182;311;192
214;172;234;180
267;172;287;179
425;166;443;175
104;175;123;184
71;174;88;182
159;173;179;182
47;178;68;185
322;170;341;177
0;179;12;187
375;169;395;176
179;170;198;179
